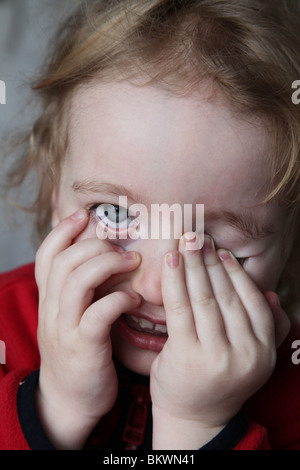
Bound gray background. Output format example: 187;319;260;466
0;0;80;273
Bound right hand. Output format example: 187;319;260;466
35;209;141;449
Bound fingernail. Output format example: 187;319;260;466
71;209;88;220
122;251;140;261
218;249;234;262
203;235;215;253
183;232;202;251
166;251;180;268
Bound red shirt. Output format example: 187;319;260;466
0;263;299;450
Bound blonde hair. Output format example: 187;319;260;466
2;0;300;304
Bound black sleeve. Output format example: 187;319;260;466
17;370;55;450
17;370;248;451
199;412;248;450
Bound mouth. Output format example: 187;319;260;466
124;314;168;336
115;313;168;352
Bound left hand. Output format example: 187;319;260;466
150;233;289;449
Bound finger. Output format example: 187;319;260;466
178;234;227;346
161;250;197;346
58;251;141;329
218;250;275;346
202;235;253;346
46;237;124;314
264;291;291;348
80;290;141;343
35;209;89;299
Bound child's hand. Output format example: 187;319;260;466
35;209;141;449
150;233;289;450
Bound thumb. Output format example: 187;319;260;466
264;291;291;348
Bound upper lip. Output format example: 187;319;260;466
125;309;166;325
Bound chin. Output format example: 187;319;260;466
111;324;160;376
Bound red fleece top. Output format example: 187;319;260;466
0;263;299;450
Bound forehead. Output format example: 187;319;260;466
66;80;272;209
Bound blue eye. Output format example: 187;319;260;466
95;203;133;231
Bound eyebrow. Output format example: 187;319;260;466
72;180;275;241
72;180;145;204
205;210;276;241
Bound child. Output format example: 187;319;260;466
0;0;299;450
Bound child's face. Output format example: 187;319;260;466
52;80;292;375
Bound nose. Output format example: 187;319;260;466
129;238;179;305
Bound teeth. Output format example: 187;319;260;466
130;315;153;329
128;315;167;334
130;315;141;324
154;324;167;334
139;318;154;329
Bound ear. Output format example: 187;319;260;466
51;188;60;228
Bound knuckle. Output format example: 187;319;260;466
214;349;232;375
217;289;238;307
205;256;221;268
65;268;83;289
240;341;275;376
243;349;261;374
194;293;217;310
52;251;68;272
85;303;104;324
259;343;277;370
169;299;188;315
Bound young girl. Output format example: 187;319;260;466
0;0;299;450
